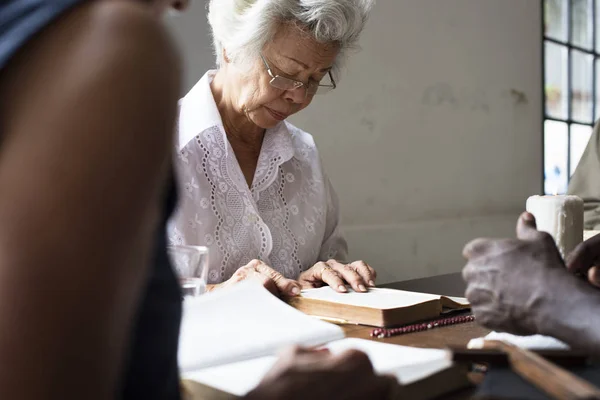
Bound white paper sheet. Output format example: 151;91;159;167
468;331;569;350
184;355;277;396
185;338;452;396
178;281;344;373
325;338;453;385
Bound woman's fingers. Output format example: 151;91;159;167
328;260;367;292
253;261;301;296
299;260;377;293
349;260;376;287
313;262;347;293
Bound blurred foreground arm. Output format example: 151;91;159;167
0;2;180;398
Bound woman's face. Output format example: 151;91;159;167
228;24;339;129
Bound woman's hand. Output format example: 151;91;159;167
208;259;301;297
298;260;376;293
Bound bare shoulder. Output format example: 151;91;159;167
66;1;183;112
0;0;181;116
0;1;183;247
0;0;181;148
72;0;181;68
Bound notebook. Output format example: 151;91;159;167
178;281;459;397
286;286;470;327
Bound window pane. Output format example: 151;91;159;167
596;59;600;120
571;0;593;49
571;50;593;123
545;42;569;119
597;0;600;52
570;124;593;175
545;0;568;41
544;120;568;195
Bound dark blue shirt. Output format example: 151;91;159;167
0;1;182;398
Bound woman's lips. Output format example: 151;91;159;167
265;107;289;121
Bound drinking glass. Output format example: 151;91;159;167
167;245;209;298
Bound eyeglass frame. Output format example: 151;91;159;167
259;53;336;96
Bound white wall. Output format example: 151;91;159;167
167;0;543;284
166;2;215;89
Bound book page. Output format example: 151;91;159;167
178;281;344;373
299;287;441;310
184;355;277;397
468;332;569;350
325;338;453;385
185;338;452;396
440;295;470;306
439;296;470;312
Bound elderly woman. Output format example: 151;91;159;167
169;0;376;295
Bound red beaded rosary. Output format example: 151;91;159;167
370;315;475;338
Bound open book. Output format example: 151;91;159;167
178;281;462;398
287;286;470;327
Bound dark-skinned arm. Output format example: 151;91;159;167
0;2;180;398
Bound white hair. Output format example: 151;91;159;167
207;0;374;79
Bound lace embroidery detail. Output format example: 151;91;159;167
169;72;348;283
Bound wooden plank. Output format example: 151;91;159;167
481;340;600;400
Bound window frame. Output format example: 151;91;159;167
542;0;597;194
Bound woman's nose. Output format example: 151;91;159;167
283;87;307;104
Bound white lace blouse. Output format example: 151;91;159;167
168;71;347;284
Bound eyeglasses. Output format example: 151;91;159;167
260;54;336;97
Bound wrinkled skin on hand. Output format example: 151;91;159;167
207;259;301;297
462;212;592;337
298;260;376;293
